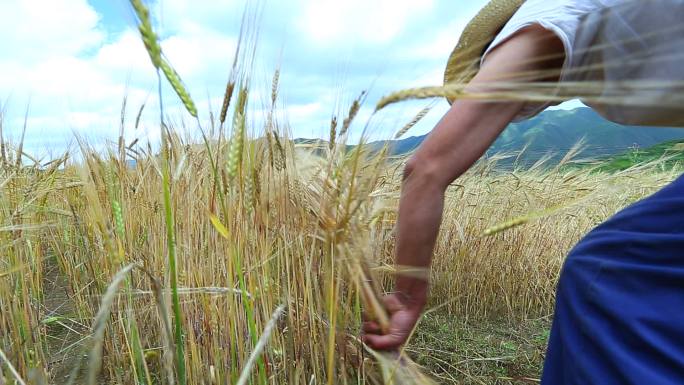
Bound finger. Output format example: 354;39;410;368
362;332;405;351
361;305;381;322
361;309;372;322
362;321;382;334
383;294;406;313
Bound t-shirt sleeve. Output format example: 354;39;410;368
480;0;603;121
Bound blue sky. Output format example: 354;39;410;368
0;0;581;159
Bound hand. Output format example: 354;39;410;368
362;293;424;351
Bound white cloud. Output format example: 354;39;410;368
155;0;243;33
286;102;322;121
0;0;118;152
0;0;105;91
299;0;435;45
0;0;103;61
0;0;240;155
408;67;447;87
95;30;153;74
161;23;238;83
411;18;469;61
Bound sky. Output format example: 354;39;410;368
0;0;582;160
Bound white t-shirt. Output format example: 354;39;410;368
482;0;684;127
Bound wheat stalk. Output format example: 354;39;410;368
329;115;338;150
271;69;280;105
129;0;161;68
340;91;365;136
395;106;431;139
85;263;138;385
235;304;286;385
0;347;27;385
219;81;235;124
129;0;197;118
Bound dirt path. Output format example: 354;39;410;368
43;257;88;384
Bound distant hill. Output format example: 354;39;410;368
591;139;684;172
372;108;684;166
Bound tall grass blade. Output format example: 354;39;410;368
0;347;27;385
236;304;286;385
85;263;137;385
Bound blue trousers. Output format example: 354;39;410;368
541;174;684;384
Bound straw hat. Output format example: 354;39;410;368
443;0;525;104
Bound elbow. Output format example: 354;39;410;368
402;157;418;181
403;156;449;190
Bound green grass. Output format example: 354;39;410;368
412;315;550;385
589;139;684;172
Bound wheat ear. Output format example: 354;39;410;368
159;59;198;118
395;106;431;139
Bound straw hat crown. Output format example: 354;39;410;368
443;0;525;104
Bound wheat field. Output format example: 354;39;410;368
0;108;678;384
1;1;681;384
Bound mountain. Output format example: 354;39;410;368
592;139;684;172
375;108;684;166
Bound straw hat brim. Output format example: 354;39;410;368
443;0;525;104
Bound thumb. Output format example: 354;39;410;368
383;294;407;313
363;332;405;351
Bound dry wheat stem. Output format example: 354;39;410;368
85;263;138;385
377;80;684;110
235;304;286;385
0;347;27;385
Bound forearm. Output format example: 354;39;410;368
394;99;524;303
393;173;444;305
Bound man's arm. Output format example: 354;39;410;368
363;25;565;350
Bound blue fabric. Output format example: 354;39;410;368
542;174;684;385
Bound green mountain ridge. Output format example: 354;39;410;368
591;139;684;172
371;108;684;165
